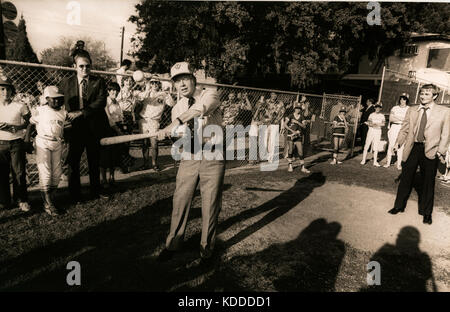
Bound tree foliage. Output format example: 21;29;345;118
41;37;116;70
6;16;39;63
129;1;450;89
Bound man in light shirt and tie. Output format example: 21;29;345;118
388;84;450;225
156;61;224;264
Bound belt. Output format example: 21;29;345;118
391;122;402;125
0;138;23;144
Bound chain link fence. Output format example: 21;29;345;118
0;60;361;186
380;68;450;113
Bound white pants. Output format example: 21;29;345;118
263;125;279;162
364;128;382;152
362;127;381;163
386;124;404;167
36;143;63;192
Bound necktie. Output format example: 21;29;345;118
81;79;87;109
416;107;428;143
187;97;196;152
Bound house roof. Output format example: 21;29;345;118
410;32;450;42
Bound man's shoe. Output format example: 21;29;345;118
423;215;432;225
157;249;176;262
19;202;31;212
383;164;390;168
44;204;59;217
388;207;404;215
301;166;310;173
360;160;366;165
373;162;381;167
288;163;293;172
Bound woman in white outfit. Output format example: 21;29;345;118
361;102;385;167
384;93;410;170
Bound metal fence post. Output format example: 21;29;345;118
377;66;386;104
350;95;362;158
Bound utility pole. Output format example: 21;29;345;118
120;26;124;65
0;0;6;59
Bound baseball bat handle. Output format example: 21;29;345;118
100;133;157;145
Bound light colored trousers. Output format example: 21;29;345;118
166;159;225;255
36;144;63;192
263;125;279;162
386;124;404;167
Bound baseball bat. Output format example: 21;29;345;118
100;132;157;146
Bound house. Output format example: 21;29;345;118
340;32;450;109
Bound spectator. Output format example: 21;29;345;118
248;95;267;165
117;76;137;133
222;92;240;126
360;102;385;167
116;59;132;87
389;84;450;225
235;92;253;127
29;86;66;216
384;93;410;170
331;106;349;165
101;81;129;186
301;99;313;157
285;103;310;173
440;144;450;186
360;98;376;147
69;40;86;61
156;61;224;263
59;49;110;202
265;92;284;163
135;76;174;171
0;75;31;211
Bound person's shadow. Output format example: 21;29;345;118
174;218;345;292
360;226;436;292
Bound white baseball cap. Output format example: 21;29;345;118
170;62;194;80
43;86;64;98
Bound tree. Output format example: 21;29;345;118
41;37;116;70
129;1;450;89
6;15;39;63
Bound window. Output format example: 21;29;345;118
427;48;450;71
401;45;418;56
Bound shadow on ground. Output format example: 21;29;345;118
360;226;436;292
0;173;326;291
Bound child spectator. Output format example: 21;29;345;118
117;76;137;134
29;86;66;216
361;102;385;167
331;107;348;165
101;82;127;186
135;76;174;170
0;75;31;211
285;104;310;173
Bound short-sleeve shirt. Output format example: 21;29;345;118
138;90;174;121
368;112;385;130
117;87;135;112
0;101;30;140
221;100;240;125
333;115;347;136
286;113;304;141
390;105;409;125
106;98;124;126
30;105;66;149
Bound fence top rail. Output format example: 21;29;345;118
0;59;360;100
385;67;450;91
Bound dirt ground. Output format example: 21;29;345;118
0;150;449;292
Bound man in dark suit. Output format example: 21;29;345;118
388;84;450;224
59;49;109;201
359;98;376;147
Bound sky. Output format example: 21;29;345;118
5;0;139;65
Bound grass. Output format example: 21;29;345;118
0;150;449;291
